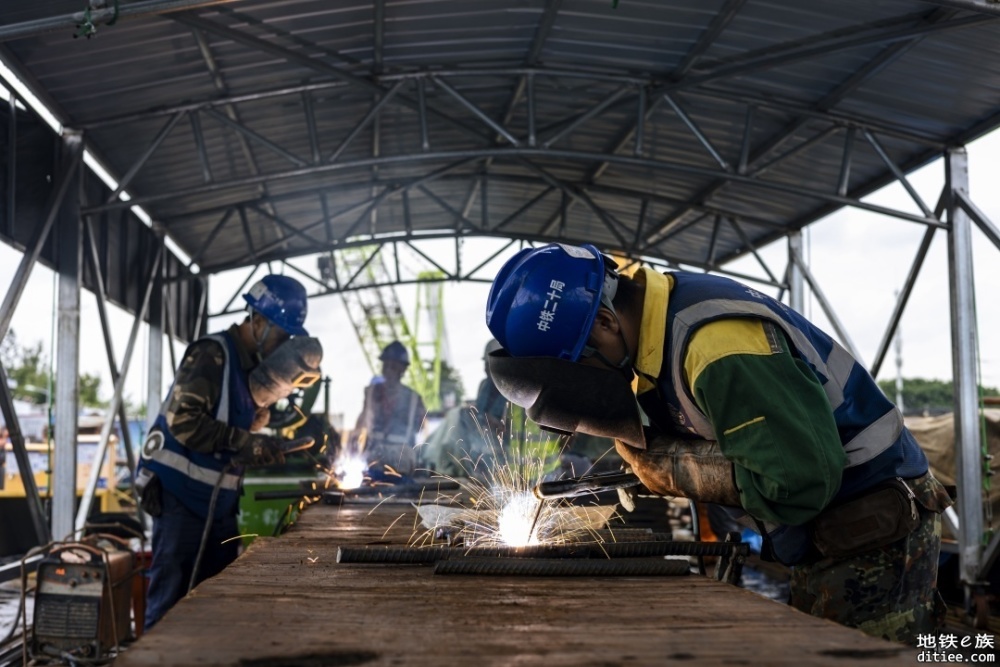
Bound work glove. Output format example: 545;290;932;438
231;435;315;467
617;466;637;513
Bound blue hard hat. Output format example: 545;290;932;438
485;243;615;361
243;275;309;336
379;340;410;365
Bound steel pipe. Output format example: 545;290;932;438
0;0;241;42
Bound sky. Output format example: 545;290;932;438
2;124;999;431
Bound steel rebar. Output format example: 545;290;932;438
336;540;743;564
433;557;691;577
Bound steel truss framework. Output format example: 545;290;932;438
1;0;1000;619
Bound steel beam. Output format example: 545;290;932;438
146;242;165;431
432;77;520;147
0;363;50;543
203;107;307;167
864;130;934;218
787;231;805;314
51;136;83;542
83;219;143;517
789;245;862;363
5;92;14;239
187;208;233;269
0;143;84;341
542;86;629;149
77;244;164;531
328;81;404;163
837;128;856;196
189;111;213;183
870;225;936;378
645;10;955;249
0;0;241;41
946;147;985;587
373;0;385;74
173;14;489;146
106;111;187;204
663;94;729;170
655;13;989;97
956;191;1000;252
918;0;1000;16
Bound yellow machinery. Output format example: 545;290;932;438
1;434;124;510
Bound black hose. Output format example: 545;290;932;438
433;557;690;577
189;464;233;594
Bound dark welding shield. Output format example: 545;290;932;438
487;350;646;449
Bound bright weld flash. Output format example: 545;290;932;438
336;455;367;489
497;492;541;547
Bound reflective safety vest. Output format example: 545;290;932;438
137;333;255;520
643;271;928;500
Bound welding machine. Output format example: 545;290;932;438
31;536;135;660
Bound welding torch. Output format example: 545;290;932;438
534;470;642;499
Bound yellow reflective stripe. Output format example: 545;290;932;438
685;319;776;389
632;268;672;395
722;415;765;437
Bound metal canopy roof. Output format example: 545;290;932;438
1;0;999;287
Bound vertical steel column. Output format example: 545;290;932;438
787;230;805;314
946;147;984;587
146;240;163;433
146;236;165;430
51;132;84;541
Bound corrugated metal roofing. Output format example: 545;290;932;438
1;0;998;281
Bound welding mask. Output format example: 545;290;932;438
249;336;324;408
486;349;646;449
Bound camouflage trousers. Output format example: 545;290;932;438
789;472;952;645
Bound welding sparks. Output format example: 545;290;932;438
335;454;368;489
496;492;541;547
411;406;618;549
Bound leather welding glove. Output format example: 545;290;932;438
615;435;741;507
617;465;637;512
232;433;287;467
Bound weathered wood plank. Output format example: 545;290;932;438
116;502;915;666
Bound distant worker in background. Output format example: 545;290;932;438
354;341;426;478
486;243;951;644
423;339;507;476
136;275;320;629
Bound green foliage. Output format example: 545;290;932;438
79;373;107;408
2;328;112;408
878;377;1000;413
2;330;50;404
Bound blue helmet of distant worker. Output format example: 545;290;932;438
485;243;618;361
243;275;309;336
379;340;410;365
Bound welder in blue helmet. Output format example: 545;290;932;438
485;242;950;644
137;274;321;629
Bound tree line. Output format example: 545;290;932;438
877;377;999;414
1;329;128;410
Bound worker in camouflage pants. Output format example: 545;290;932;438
790;473;951;642
485;243;952;644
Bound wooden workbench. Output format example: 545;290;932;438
116;498;917;666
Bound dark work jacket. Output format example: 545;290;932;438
137;332;255;520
